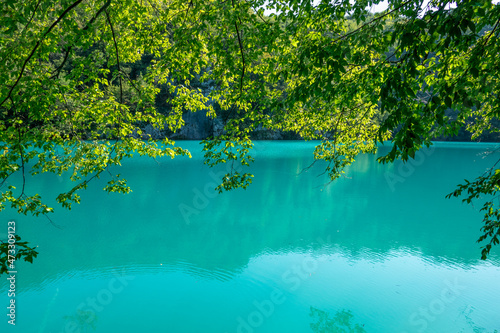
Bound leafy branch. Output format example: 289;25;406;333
0;235;39;275
446;160;500;259
0;0;85;108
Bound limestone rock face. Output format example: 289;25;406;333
176;111;213;139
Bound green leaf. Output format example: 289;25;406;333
445;97;453;108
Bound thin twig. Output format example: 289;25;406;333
183;0;194;27
332;0;413;44
17;128;25;199
44;214;63;230
50;0;112;79
298;160;317;175
0;0;42;64
251;6;270;24
22;0;43;36
50;46;72;79
234;21;246;96
105;10;123;104
484;16;500;46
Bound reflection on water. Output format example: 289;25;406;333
460;306;500;333
1;142;500;332
310;307;366;333
63;310;98;333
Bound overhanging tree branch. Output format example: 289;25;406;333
0;0;85;108
484;16;500;46
234;21;246;96
105;9;123;105
50;0;112;79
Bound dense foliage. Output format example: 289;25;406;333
1;0;500;271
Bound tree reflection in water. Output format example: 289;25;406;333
309;307;366;333
63;309;98;333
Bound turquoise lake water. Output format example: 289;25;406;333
1;141;500;333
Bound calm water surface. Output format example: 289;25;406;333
1;141;500;333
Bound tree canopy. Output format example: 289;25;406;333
1;0;500;271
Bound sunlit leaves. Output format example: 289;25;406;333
0;235;39;275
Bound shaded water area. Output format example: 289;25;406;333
1;141;500;333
